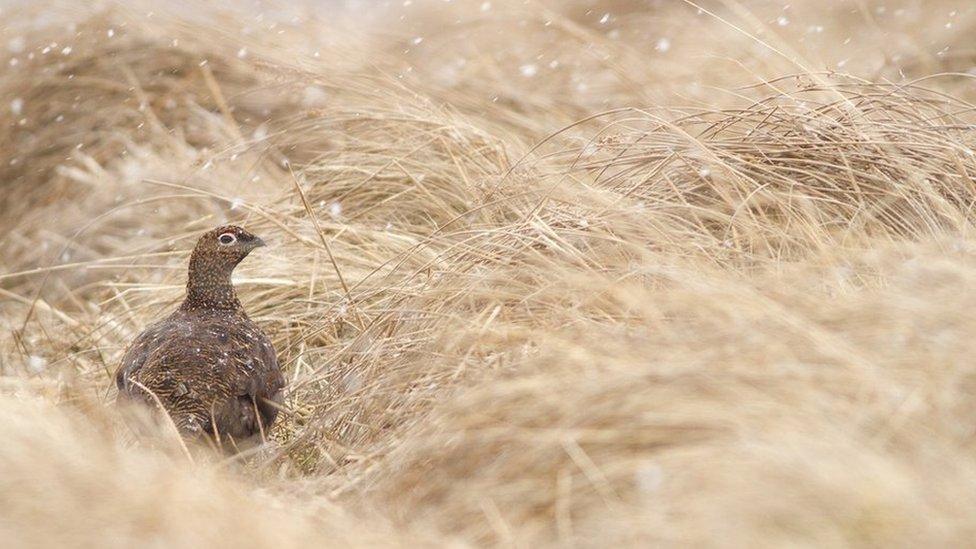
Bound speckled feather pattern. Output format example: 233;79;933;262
116;226;284;443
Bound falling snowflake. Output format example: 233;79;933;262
301;85;328;107
8;36;25;53
27;356;47;373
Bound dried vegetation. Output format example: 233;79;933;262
3;0;976;546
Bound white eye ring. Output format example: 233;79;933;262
218;233;237;246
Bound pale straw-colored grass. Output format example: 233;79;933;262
3;0;976;546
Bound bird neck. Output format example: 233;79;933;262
180;253;242;312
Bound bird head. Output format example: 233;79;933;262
182;225;266;310
192;225;266;272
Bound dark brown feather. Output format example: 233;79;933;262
116;226;284;446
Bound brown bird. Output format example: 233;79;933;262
116;225;284;447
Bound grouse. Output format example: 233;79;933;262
115;225;284;446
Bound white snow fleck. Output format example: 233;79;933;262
519;63;538;77
27;356;47;373
301;85;328;107
329;201;342;218
230;197;245;210
776;16;789;26
10;98;23;115
61;46;72;55
237;47;248;58
107;28;115;38
599;13;610;24
8;36;25;53
480;2;491;11
634;461;664;493
655;37;671;52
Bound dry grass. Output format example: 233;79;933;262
3;0;976;546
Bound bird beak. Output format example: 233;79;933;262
249;236;266;249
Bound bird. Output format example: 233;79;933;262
115;225;284;448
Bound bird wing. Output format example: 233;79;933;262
219;320;285;438
116;311;284;441
118;324;230;436
115;316;181;395
252;329;285;430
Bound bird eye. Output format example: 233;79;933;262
218;233;237;246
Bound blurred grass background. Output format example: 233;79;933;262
3;0;976;546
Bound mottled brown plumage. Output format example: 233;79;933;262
116;226;284;446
